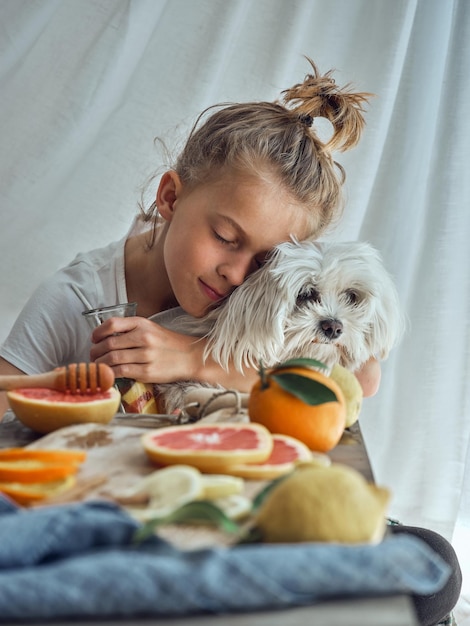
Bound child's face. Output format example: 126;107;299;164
159;170;310;318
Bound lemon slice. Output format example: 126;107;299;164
124;465;204;521
201;474;244;500
213;494;252;520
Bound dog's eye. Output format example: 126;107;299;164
296;288;321;305
344;289;360;306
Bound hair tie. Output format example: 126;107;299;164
299;113;314;127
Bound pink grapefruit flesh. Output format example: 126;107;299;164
142;423;273;472
7;387;121;434
211;434;313;480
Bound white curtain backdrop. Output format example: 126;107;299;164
1;0;469;621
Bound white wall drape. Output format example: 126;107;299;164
1;0;469;621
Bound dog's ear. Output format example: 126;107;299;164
364;260;406;361
205;254;291;372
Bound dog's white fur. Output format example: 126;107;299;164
157;239;404;412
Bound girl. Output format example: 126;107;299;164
0;58;377;414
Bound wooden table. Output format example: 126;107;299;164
0;410;374;480
0;411;418;625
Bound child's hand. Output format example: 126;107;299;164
354;357;381;397
89;317;202;383
89;316;257;393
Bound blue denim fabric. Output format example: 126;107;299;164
0;496;451;621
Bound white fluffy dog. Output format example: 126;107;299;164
155;239;404;414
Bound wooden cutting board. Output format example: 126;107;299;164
27;422;159;499
25;421;268;549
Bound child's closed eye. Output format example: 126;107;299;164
213;230;236;246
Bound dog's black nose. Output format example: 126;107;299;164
320;319;343;339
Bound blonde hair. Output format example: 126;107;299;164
141;58;372;243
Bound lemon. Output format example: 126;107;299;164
329;364;363;427
254;464;390;544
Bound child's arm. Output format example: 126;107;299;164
89;316;257;392
89;317;380;397
0;358;27;418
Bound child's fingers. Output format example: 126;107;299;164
90;316;140;342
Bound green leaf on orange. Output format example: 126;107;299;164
259;358;328;390
271;372;338;405
274;357;329;371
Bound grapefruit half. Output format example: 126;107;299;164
142;423;273;472
7;386;121;434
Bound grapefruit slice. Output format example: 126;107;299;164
214;434;315;480
7;386;121;434
142;423;273;472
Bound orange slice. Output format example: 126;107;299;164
0;475;77;506
0;448;86;463
0;460;81;484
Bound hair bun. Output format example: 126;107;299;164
281;57;373;152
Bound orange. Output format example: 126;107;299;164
7;386;121;434
248;365;347;453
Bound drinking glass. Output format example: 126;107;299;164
82;302;137;330
82;302;138;411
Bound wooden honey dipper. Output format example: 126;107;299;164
0;363;115;394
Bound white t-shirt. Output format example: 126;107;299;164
0;233;185;374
